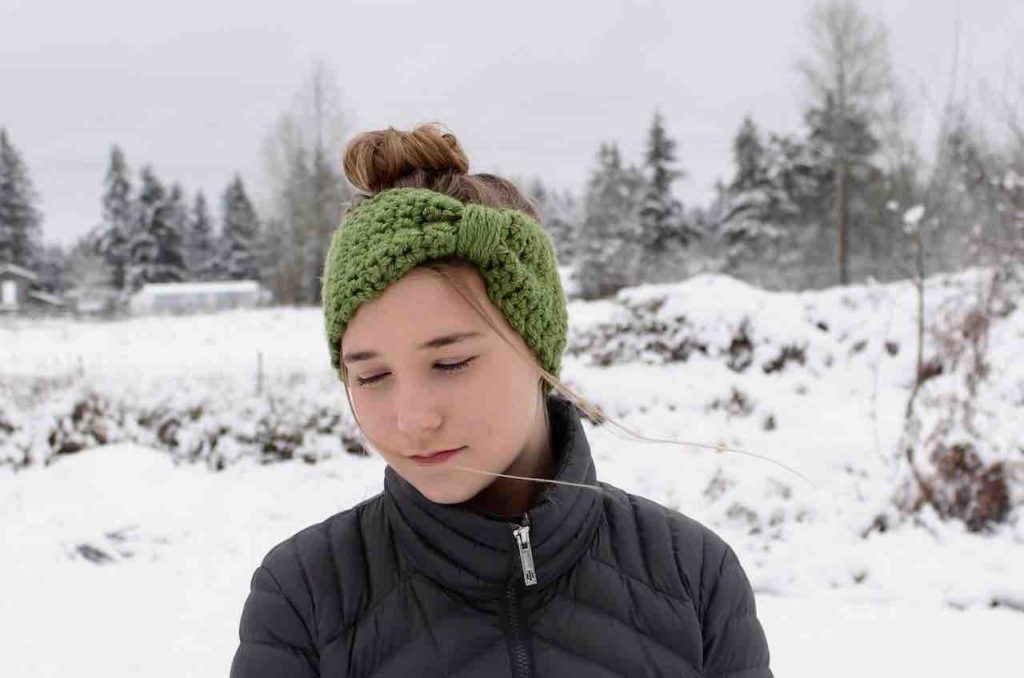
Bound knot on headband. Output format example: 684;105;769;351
456;203;505;264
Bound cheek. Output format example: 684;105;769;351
466;368;533;440
349;392;393;445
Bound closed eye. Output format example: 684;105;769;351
355;357;477;386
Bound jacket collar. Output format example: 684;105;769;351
382;394;603;598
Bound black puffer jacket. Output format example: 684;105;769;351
230;395;772;677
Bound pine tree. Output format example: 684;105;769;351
717;117;796;276
33;244;70;293
525;177;581;263
798;0;893;284
638;111;697;250
165;182;189;279
185;191;220;280
97;145;134;290
930;109;1009;270
575;143;647;299
220;175;262;281
126;166;185;290
803;92;884;278
731;117;766;193
152;178;186;284
0;128;43;269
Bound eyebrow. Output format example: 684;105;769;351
342;331;483;364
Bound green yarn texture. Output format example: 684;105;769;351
321;187;569;384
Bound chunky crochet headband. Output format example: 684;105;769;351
321;187;569;387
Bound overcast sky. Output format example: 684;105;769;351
2;0;1021;247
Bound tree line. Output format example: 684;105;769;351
2;0;1021;309
557;0;1023;298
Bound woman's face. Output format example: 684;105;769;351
340;265;549;507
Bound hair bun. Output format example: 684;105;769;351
343;122;470;195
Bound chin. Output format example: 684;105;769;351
414;477;491;505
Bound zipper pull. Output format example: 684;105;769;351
512;516;538;587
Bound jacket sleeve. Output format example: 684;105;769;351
229;563;319;678
700;541;772;677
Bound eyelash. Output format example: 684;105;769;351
355;357;477;387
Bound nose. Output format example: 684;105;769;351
394;379;443;437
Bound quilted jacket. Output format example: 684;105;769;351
230;394;772;677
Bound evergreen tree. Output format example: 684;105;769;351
33;244;70;293
930;108;1009;270
731;117;766;193
803;92;885;276
638;111;697;250
0;128;43;269
575;143;646;299
525;177;581;263
152;178;186;284
798;0;893;284
220;175;262;281
126;166;185;290
166;182;189;278
186;191;220;280
97;145;134;290
717;117;800;277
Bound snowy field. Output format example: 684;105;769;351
2;271;1023;676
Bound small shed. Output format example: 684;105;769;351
128;280;272;315
0;262;66;315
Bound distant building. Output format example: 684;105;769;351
128;280;272;315
0;262;66;315
63;287;120;317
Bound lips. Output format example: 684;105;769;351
411;446;465;465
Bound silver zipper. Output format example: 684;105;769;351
512;518;537;587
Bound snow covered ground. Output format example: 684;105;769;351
2;271;1022;676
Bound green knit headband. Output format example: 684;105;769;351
321;187;568;387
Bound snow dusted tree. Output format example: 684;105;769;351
0;127;43;269
32;244;70;293
929;107;1010;270
166;182;189;272
185;190;221;281
65;236;115;298
798;0;893;285
717;117;801;279
152;178;186;284
96;145;134;290
575;142;647;299
803;90;885;276
525;176;581;262
219;175;262;281
718;117;775;270
125;166;185;290
262;60;352;304
308;140;345;301
639;110;698;251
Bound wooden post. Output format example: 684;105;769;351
257;351;264;396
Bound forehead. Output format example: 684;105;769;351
342;266;489;344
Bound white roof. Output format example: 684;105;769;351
28;289;65;306
135;280;264;297
0;262;39;282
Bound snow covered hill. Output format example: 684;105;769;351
2;270;1022;676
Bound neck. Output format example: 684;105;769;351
462;394;553;518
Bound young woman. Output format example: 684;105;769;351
229;123;772;677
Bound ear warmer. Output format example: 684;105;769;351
321;187;568;388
